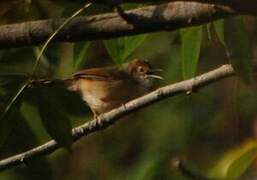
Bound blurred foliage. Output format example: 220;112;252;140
224;17;252;83
36;86;73;150
209;140;257;179
0;1;257;180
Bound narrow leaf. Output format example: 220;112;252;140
0;75;27;139
57;43;74;77
209;140;257;179
37;87;72;150
181;25;203;79
206;23;212;41
0;105;18;148
224;17;252;82
213;19;225;46
104;34;147;64
73;41;91;71
1;105;53;179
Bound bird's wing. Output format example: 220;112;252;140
72;67;122;81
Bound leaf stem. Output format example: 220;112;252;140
0;3;92;122
0;81;28;120
31;3;92;75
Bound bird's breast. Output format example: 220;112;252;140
71;79;134;114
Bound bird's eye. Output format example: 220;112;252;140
137;66;145;73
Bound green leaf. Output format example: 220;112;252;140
213;19;225;46
57;43;74;77
121;3;145;10
73;41;91;71
165;45;182;82
125;157;161;180
21;101;50;144
37;86;73;150
1;105;53;180
104;34;147;64
224;17;252;82
33;47;50;69
206;23;212;41
0;73;27;89
0;105;18;148
0;74;27;147
181;25;203;79
209;140;257;179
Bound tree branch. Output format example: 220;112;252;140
0;1;241;48
91;0;257;10
0;64;237;171
96;0;257;15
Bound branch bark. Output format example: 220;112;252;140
0;64;237;171
0;1;240;48
96;0;257;15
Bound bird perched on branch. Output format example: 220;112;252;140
32;59;162;117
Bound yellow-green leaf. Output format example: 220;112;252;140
73;41;91;71
213;19;225;46
209;140;257;179
104;34;147;64
181;25;203;79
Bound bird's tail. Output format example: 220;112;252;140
29;78;73;88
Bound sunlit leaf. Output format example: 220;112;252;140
213;19;225;46
37;86;72;150
73;41;91;71
209;140;257;179
224;17;252;82
104;34;147;64
181;25;203;79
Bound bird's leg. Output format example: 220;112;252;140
90;108;104;127
93;112;98;120
89;107;98;119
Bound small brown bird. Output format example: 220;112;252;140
34;59;162;117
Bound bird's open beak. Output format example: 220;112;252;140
146;69;163;80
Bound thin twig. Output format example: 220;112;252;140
0;81;28;121
31;3;92;74
0;3;92;127
0;64;237;171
